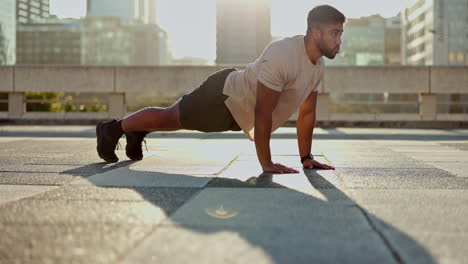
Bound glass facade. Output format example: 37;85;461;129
87;0;156;24
16;20;83;65
16;0;49;24
402;0;468;65
327;15;388;66
0;0;16;65
82;17;167;65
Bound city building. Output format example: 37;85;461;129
216;0;271;64
87;0;157;24
384;16;402;65
81;17;169;65
157;28;170;65
0;0;16;65
327;15;386;66
16;18;83;65
327;14;401;66
401;0;468;65
16;0;50;24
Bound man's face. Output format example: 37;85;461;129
316;23;344;59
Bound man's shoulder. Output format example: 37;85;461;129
268;35;303;49
262;35;303;61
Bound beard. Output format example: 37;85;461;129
318;39;338;59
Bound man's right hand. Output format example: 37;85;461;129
262;163;299;174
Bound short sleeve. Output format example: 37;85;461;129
257;43;287;92
312;66;324;92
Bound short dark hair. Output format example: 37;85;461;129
307;5;346;31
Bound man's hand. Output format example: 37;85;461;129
302;159;335;170
262;163;299;174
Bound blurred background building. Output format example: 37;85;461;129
401;0;468;114
216;0;271;65
0;0;16;65
327;14;401;66
16;18;82;65
384;16;402;65
87;0;156;24
82;17;169;65
401;0;468;66
12;0;170;65
84;0;169;65
16;0;49;23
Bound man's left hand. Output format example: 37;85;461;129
302;159;335;170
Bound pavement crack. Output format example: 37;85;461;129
116;187;206;263
214;154;241;177
357;205;404;264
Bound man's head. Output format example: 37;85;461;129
306;5;346;59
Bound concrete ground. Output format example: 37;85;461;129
0;125;467;264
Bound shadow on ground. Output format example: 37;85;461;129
56;162;436;263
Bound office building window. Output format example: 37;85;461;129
457;52;464;62
449;52;455;62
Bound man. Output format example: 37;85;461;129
96;5;345;174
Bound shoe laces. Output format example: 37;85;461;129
142;139;148;152
115;141;122;150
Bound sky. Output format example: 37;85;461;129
49;0;410;62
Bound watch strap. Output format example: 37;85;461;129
301;154;314;163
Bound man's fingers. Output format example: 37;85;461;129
316;163;329;169
275;164;298;174
262;163;300;174
278;165;291;173
303;161;335;170
272;164;286;174
322;164;335;170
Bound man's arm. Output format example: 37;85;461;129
297;91;335;170
255;81;298;174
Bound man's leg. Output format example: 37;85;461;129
121;101;183;132
96;67;239;163
122;101;183;160
96;101;183;163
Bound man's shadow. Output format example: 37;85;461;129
62;162;436;264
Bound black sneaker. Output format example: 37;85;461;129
125;131;149;160
96;120;124;163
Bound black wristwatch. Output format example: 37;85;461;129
301;154;314;163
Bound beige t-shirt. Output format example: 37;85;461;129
223;35;324;141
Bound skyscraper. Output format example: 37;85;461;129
14;0;50;65
0;0;16;64
81;17;168;65
87;0;157;24
16;0;50;24
384;16;402;65
16;18;83;65
325;14;401;66
327;15;386;66
401;0;468;65
85;0;169;66
216;0;271;65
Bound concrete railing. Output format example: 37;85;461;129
0;65;467;122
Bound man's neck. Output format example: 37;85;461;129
304;35;322;65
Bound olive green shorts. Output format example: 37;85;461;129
179;68;242;132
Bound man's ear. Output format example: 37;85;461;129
310;26;322;40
